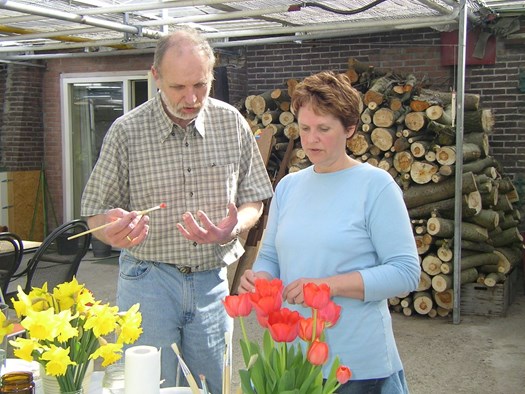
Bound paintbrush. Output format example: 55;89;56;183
222;331;232;394
67;203;167;240
199;374;209;394
170;343;200;394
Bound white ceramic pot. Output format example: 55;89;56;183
40;360;94;394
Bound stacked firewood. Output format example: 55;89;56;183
241;58;522;318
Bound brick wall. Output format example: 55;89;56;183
0;62;44;171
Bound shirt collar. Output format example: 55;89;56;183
156;93;208;142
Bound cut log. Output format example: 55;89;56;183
410;140;432;158
422;254;443;276
466;209;499;231
404;111;427;131
371;127;396;151
392;136;411;152
491;227;523;247
437;242;453;262
410;160;439;184
373;107;398;128
279;111;295;126
363;73;392;106
461;252;499;270
284;122;299;140
427;217;489;242
433;289;454;310
436;143;482;166
418;88;480;111
484;272;506;287
431;268;478;292
347;132;372;156
403;171;478;209
464;108;495;133
417;271;432;291
493;247;522;274
251;90;277;115
413;292;433;315
261;110;282;126
425;104;453;125
393;151;414;174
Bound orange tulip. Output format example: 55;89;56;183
318;300;341;327
250;278;283;324
267;308;300;343
298;317;325;342
222;293;252;318
336;365;352;384
303;283;331;310
307;340;329;365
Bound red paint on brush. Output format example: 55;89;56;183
160;203;167;209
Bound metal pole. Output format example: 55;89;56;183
452;0;468;325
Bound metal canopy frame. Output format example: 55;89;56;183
0;0;522;60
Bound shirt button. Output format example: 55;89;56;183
187;168;191;172
185;142;189;147
171;131;175;136
193;242;198;247
189;192;194;197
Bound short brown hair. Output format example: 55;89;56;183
291;71;361;130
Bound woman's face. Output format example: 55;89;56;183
298;103;354;173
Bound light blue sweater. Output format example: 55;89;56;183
253;163;420;380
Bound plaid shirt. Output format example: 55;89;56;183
81;93;273;270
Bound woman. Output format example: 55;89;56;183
238;71;421;393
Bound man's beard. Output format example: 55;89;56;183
161;91;205;121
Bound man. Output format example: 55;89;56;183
81;26;273;392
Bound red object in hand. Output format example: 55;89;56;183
298;316;325;342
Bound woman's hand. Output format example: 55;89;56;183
237;269;272;294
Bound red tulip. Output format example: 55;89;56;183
318;300;341;327
249;278;283;323
298;317;325;342
336;366;352;384
303;283;331;310
307;340;329;365
267;308;300;343
222;293;252;318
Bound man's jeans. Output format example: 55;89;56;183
117;250;232;394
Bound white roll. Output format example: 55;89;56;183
124;345;161;394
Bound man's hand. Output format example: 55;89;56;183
87;208;149;247
176;203;239;245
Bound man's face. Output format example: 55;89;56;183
153;46;212;126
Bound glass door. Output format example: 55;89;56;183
62;73;151;221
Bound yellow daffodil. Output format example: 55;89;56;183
116;303;143;344
9;337;41;362
91;342;123;367
41;345;76;376
84;303;119;337
21;308;59;341
9;277;142;391
54;309;79;342
53;277;83;311
0;309;13;341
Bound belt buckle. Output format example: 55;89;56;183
178;266;192;274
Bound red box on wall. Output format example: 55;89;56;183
440;28;496;66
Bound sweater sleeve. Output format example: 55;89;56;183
358;180;421;302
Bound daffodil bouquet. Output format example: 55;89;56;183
7;278;142;393
223;279;352;394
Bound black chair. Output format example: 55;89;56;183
7;219;91;299
0;232;24;300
